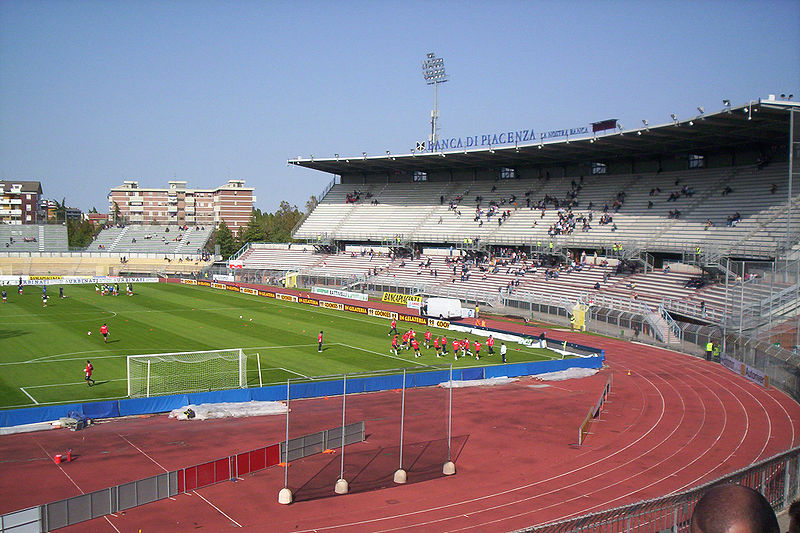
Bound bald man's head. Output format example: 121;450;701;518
690;484;779;533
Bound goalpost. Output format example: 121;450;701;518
127;348;246;398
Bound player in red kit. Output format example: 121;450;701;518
462;338;472;358
486;335;495;355
318;331;323;352
424;330;432;348
388;319;397;336
433;337;441;357
452;340;460;360
441;336;448;355
401;331;410;350
84;360;95;387
411;338;421;358
474;341;482;360
391;334;399;356
100;323;109;343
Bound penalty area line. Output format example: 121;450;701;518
278;367;310;379
336;343;429;367
19;387;38;405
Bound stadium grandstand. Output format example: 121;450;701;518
227;98;800;356
0;222;216;277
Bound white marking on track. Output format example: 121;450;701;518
118;433;168;472
192;491;242;527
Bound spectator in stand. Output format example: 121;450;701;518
770;183;778;194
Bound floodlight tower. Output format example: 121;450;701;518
422;52;449;151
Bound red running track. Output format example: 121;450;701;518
0;323;797;532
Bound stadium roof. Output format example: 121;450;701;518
288;99;799;175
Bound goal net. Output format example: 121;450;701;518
127;348;246;398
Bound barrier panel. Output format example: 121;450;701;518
1;423;364;532
577;373;613;446
1;357;605;428
0;507;40;533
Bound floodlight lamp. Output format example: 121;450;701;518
642;119;648;126
781;94;786;98
789;94;794;100
386;150;391;155
689;121;694;126
722;99;731;106
670;113;677;122
335;153;339;159
697;106;705;114
617;124;623;131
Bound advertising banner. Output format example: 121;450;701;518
312;287;368;302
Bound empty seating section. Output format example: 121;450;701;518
237;245;322;271
295;164;800;253
89;225;212;254
0;225;67;252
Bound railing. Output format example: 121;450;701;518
228;242;251;262
662;296;726;324
516;444;800;533
659;303;683;343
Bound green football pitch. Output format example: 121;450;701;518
0;282;562;410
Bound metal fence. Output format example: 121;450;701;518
0;422;365;533
515;445;800;533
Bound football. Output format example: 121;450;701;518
87;331;91;335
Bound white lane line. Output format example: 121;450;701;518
192;491;242;527
36;442;84;493
19;387;39;404
118;434;168;472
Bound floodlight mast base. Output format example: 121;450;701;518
334;478;349;494
278;487;293;505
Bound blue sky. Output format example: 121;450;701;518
1;0;798;214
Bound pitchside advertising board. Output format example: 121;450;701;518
312;286;368;302
182;279;450;329
381;292;423;305
0;275;158;286
720;353;769;389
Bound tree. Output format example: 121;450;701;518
305;195;318;214
67;219;99;248
112;201;121;223
237;213;267;245
212;221;238;258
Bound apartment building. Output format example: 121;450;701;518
0;180;43;224
108;179;255;234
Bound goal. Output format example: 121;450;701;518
127;348;246;398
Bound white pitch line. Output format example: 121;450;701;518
337;343;429;367
25;377;127;389
2;394;129;410
19;387;38;404
278;367;310;379
192;490;242;528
